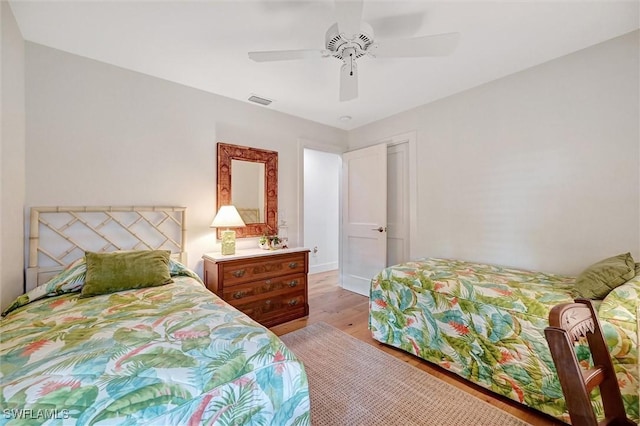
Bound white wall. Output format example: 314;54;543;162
1;2;26;310
349;30;640;276
25;43;347;278
304;149;340;274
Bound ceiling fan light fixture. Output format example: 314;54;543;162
248;94;273;106
246;0;460;102
325;22;373;60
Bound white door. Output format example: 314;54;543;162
387;143;410;266
341;143;387;296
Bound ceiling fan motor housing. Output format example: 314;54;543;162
325;22;374;61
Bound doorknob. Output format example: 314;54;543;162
371;226;386;233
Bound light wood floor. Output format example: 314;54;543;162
270;270;565;426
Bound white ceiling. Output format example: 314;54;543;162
9;0;639;130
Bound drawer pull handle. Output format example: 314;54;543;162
232;270;246;278
233;291;246;299
288;262;298;269
265;300;272;305
288;281;298;287
288;299;298;306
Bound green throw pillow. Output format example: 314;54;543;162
81;250;173;298
572;253;635;300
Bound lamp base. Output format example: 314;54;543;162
220;229;236;255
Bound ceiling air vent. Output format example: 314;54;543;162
248;95;273;106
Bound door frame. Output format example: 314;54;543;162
298;131;417;289
297;138;345;270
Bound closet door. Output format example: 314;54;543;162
387;142;410;266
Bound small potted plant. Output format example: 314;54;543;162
258;235;270;250
259;234;281;250
268;235;281;250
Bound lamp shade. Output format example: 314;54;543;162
211;205;246;228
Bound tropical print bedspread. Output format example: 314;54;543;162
1;273;310;425
369;257;639;423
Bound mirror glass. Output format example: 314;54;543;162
231;159;265;224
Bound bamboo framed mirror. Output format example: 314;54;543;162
216;142;278;238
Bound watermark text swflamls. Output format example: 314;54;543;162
3;408;70;420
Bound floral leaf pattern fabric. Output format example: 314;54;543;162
0;275;310;425
1;258;201;317
369;258;639;423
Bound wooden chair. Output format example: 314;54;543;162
544;298;635;426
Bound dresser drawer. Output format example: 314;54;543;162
202;249;310;327
221;253;307;286
233;291;306;322
223;273;306;303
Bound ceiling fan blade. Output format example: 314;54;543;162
335;0;364;40
339;62;358;102
368;12;426;39
370;32;460;58
248;49;329;62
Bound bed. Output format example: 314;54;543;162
0;207;310;425
369;256;640;424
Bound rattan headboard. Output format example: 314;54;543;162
26;206;187;291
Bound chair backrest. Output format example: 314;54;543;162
544;298;633;426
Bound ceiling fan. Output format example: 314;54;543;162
248;0;460;102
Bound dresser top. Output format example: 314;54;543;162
203;247;310;263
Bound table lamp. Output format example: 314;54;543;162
211;205;246;255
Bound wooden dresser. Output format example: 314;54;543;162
202;248;310;327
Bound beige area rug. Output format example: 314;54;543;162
280;322;531;426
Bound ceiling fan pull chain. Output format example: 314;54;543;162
350;52;354;76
